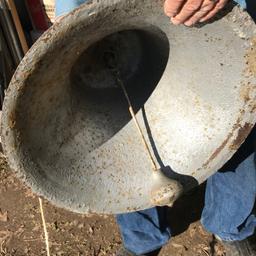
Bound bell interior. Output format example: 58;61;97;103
15;28;170;209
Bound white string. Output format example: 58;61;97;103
39;198;51;256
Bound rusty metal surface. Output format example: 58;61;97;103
1;0;256;214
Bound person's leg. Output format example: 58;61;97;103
201;126;256;242
116;207;171;255
201;153;256;241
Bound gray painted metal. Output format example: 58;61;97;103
1;0;256;214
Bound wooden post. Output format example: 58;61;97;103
7;0;29;54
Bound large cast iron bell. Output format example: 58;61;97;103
1;0;256;214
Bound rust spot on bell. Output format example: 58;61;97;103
9;111;16;129
249;103;256;114
229;122;254;151
244;37;256;76
201;113;254;169
202;134;232;169
239;82;251;102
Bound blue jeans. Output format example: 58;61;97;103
117;153;256;255
55;0;247;16
55;0;255;254
55;0;88;16
117;129;256;254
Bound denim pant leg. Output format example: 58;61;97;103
55;0;88;17
116;207;171;255
56;0;248;16
201;151;256;241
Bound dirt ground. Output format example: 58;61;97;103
0;154;226;256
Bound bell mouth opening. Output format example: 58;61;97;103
8;27;170;211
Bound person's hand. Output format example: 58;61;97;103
164;0;228;26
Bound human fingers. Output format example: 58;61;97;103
164;0;187;17
183;0;216;26
199;0;228;22
170;0;204;25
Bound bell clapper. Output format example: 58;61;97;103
115;69;184;206
115;70;159;172
105;53;183;207
105;53;158;172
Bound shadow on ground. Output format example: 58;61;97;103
167;183;206;237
